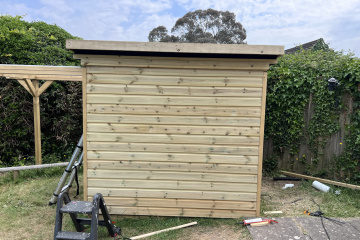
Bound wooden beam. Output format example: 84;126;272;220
256;72;268;217
280;171;360;190
38;80;54;95
33;80;41;165
25;79;37;96
17;80;32;95
67;40;285;56
0;64;84;81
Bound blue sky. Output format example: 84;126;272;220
1;0;360;56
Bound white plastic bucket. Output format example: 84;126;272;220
312;180;330;192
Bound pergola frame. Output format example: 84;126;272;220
0;64;84;164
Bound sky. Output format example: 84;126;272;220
1;0;360;56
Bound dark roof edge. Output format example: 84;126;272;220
72;49;279;60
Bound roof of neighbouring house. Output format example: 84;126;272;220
285;38;327;54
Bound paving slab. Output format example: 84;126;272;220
295;217;360;240
247;217;360;240
247;217;306;240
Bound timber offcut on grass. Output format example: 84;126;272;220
281;171;360;190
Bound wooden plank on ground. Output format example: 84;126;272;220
87;94;262;107
87;160;258;174
87;123;260;136
99;197;256;210
87;114;261;127
281;171;360;190
87;73;264;87
87;151;259;165
87;142;259;155
87;133;260;146
87;169;258;183
88;179;257;193
87;84;263;97
87;104;262;117
88;187;256;201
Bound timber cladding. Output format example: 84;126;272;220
68;40;284;218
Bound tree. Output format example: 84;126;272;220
148;9;246;44
0;15;82;166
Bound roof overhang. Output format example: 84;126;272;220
67;40;284;60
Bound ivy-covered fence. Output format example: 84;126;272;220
263;48;360;183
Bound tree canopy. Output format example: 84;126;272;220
148;9;246;44
0;15;82;166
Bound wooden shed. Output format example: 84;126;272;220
67;40;284;218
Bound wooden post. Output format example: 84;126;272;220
19;79;54;165
32;80;42;165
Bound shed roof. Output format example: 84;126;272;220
66;40;284;59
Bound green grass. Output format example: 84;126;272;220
0;168;251;240
2;169;359;240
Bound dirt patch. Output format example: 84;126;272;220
261;177;327;216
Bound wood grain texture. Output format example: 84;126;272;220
88;160;258;174
107;206;256;218
87;142;259;155
88;187;256;201
67;40;284;56
87;67;264;77
77;54;271;70
88;179;257;193
87;123;260;136
87;114;260;126
87;151;258;165
87;169;258;183
0;64;83;81
87;84;263;97
87;94;261;107
87;104;261;117
87;133;260;146
98;197;256;210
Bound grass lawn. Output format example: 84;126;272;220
1;168;359;240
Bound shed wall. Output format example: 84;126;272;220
84;55;269;218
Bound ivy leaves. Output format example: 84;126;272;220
266;48;360;182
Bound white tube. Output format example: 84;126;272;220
312;180;330;192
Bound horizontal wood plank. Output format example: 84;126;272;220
77;55;270;70
107;206;255;218
87;142;259;155
87;133;260;146
67;40;284;56
88;187;256;201
87;169;258;183
87;94;262;107
88;179;257;193
87;123;260;136
87;152;258;165
87;114;261;127
98;197;256;210
87;84;263;97
86;66;264;79
87;104;262;117
88;160;258;174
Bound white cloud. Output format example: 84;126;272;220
0;0;359;55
